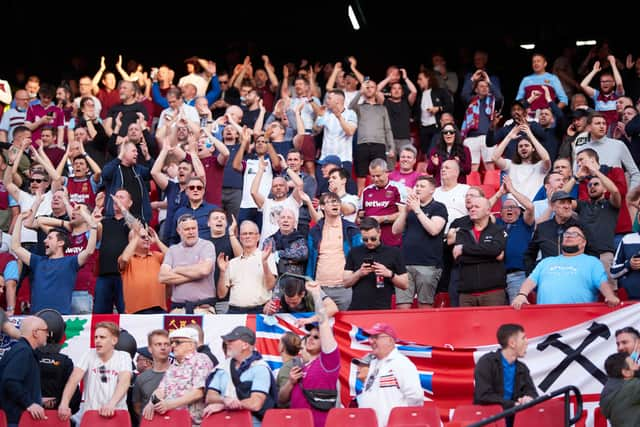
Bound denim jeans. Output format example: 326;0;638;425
506;271;527;304
93;275;125;314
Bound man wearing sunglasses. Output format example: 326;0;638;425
513;225;620;308
344;217;408;310
170;176;216;244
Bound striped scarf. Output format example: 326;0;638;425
461;94;495;139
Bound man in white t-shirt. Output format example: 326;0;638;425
58;321;132;423
251;159;302;244
434;160;470;230
492;124;551;201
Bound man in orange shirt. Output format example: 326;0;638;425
119;226;169;314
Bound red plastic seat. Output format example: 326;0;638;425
18;410;69;427
140;409;191;427
262;408;314;427
452;404;505;427
466;171;482;186
0;409;7;427
514;399;565;427
387;404;440;427
79;410;132;427
201;410;252;427
325;408;378;427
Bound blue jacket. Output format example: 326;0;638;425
611;232;640;299
306;219;363;279
0;338;42;423
102;158;152;223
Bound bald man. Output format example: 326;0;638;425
434;160;470;231
453;197;508;306
0;316;48;426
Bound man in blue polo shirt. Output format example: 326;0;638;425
494;176;535;303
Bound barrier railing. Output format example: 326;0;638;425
467;385;583;427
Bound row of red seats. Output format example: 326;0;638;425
0;402;609;427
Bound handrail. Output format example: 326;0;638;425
467;385;583;427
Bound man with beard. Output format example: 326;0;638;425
492;123;551;201
513;225;620;307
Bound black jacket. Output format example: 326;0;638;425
455;221;507;293
474;350;538;409
0;338;42;423
413;87;454;126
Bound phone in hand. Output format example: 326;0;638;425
363;256;374;266
151;394;161;404
292;357;304;369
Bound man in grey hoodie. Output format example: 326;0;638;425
600;352;640;426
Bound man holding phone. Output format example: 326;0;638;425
343;217;408;310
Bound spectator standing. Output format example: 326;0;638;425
357;323;423;427
392;176;447;309
343;217;408;310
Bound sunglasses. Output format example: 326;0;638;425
31;178;48;184
170;340;191;346
442;130;456;135
307;334;320;340
188;185;204;191
362;236;379;242
99;365;108;383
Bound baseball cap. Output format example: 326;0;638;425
363;323;398;342
550;190;575;203
221;326;256;345
317;155;342;166
168;327;199;343
352;353;374;366
137;347;152;360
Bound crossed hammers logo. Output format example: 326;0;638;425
536;322;610;392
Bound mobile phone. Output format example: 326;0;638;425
151;394;161;404
292;357;304;369
363;256;374;266
46;111;54;117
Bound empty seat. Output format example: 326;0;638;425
18;410;69;427
387;404;440;427
325;408;378;427
139;409;191;427
79;410;132;427
452;404;505;427
514;399;565;427
262;408;314;427
201;410;252;427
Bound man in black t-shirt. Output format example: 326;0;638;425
343;217;408;310
207;209;241;314
392;176;448;308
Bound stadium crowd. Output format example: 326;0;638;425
1;42;640;425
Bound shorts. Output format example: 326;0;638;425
355;143;386;177
395;265;442;304
300;135;316;161
463;135;495;164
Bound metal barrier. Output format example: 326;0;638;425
467;385;583;427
